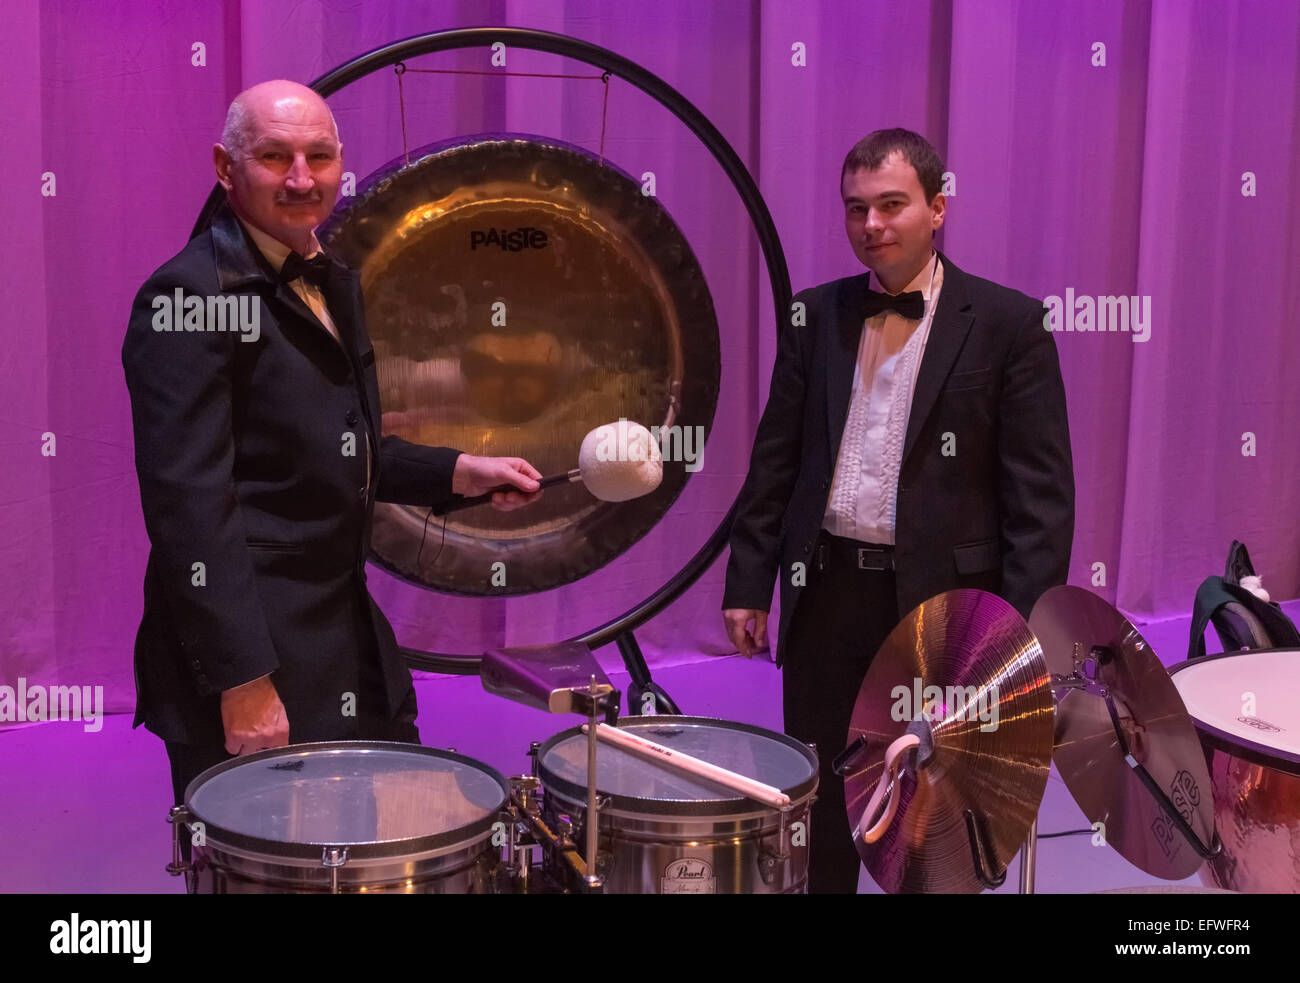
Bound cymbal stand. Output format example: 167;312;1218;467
1019;642;1224;896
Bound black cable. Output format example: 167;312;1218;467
1037;828;1096;839
415;505;447;570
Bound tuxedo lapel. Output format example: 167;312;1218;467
211;200;355;360
274;280;332;338
825;273;872;465
901;253;974;465
324;268;379;439
211;201;380;474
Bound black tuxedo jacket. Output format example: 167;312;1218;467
122;202;463;746
723;251;1074;665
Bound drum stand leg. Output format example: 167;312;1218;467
1019;817;1038;894
585;679;602;889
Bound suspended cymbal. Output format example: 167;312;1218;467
319;135;720;595
1030;585;1215;880
844;590;1054;893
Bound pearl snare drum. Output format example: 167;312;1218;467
534;716;818;894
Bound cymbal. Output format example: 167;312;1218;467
1030;586;1215;880
844;590;1054;893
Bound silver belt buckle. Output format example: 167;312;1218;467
856;547;888;571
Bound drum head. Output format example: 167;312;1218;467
536;716;818;816
319;135;721;595
1169;649;1300;775
184;742;508;860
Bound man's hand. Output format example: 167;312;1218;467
452;454;543;511
723;609;769;658
221;674;289;756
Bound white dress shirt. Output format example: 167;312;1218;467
238;217;371;484
822;252;944;545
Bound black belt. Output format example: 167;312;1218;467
816;531;895;572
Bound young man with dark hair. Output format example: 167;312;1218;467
723;128;1074;893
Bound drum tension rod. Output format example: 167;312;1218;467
583;676;603;890
165;805;191;877
757;806;796;886
322;846;349;895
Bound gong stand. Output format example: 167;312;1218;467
191;29;791;711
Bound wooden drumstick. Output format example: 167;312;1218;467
583;723;791;810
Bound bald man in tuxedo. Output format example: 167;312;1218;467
123;80;543;810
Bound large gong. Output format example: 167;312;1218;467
319;135;720;596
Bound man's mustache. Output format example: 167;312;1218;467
276;193;323;205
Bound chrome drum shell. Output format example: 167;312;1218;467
535;716;818;894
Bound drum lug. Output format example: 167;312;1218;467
322;846;349;894
555;814;575;848
758;807;795;885
322;846;349;867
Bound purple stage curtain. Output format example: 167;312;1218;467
2;0;1297;716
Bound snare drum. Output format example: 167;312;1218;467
534;716;818;894
172;741;509;893
1169;650;1300;893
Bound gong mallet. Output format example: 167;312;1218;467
430;419;665;516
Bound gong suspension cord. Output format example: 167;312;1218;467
415;505;447;573
393;56;612;575
394;63;614;166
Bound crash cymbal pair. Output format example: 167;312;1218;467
842;586;1216;893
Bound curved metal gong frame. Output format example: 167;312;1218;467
191;27;792;705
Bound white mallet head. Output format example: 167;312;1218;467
578;420;664;502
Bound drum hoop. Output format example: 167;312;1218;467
182;740;510;861
535;715;818;816
1168;651;1300;776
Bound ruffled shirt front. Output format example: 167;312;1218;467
822;252;944;545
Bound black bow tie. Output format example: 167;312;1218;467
280;251;332;289
862;288;925;321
